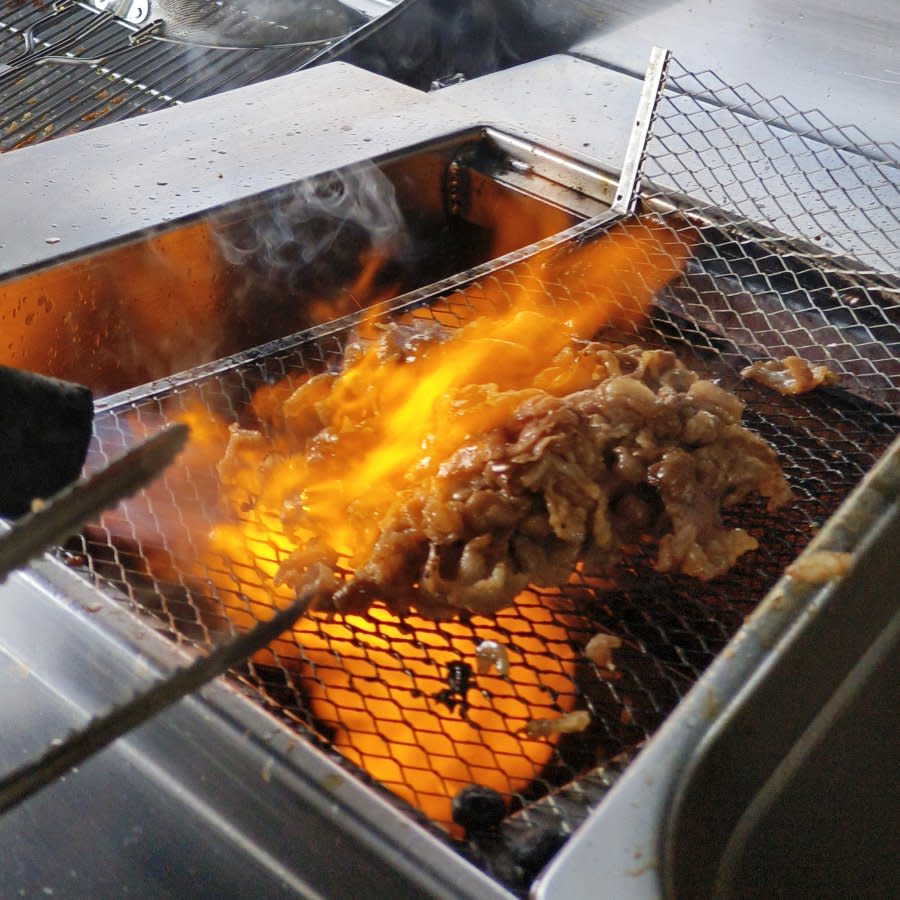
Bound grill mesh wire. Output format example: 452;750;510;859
52;58;899;888
643;59;899;408
0;2;319;151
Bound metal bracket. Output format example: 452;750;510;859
445;47;672;232
610;46;672;217
129;18;165;46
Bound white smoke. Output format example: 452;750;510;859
216;160;408;269
211;159;411;349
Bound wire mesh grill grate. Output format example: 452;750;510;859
45;56;900;893
643;58;899;408
0;2;321;151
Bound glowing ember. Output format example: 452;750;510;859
302;601;576;829
201;491;579;827
220;586;577;829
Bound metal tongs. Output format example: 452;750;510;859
0;423;189;581
0;422;313;814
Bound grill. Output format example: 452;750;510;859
0;0;331;150
0;0;596;151
0;35;898;899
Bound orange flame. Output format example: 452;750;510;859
120;216;690;830
217;577;578;829
184;217;689;826
307;249;401;326
194;475;579;829
211;218;691;573
297;599;577;827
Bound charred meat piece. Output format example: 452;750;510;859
220;323;792;617
741;355;839;396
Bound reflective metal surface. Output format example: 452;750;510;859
0;555;514;898
575;0;900;152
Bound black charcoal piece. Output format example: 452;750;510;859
0;366;93;517
509;823;568;877
452;784;507;833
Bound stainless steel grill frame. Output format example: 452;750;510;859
52;63;898;890
1;47;897;897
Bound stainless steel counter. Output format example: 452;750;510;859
574;0;900;151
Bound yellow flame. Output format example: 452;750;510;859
123;216;690;829
212;217;691;574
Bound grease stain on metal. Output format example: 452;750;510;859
321;773;344;793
